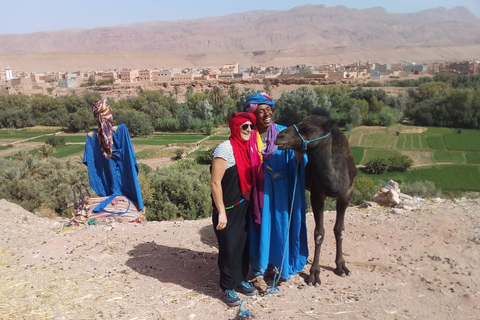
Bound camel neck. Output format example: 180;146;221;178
307;144;333;171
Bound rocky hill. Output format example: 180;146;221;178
1;5;480;71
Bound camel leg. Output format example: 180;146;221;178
333;193;352;277
307;190;326;286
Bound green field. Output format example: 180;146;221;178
0;130;53;140
0;145;12;151
413;165;480;191
52;144;86;158
350;146;364;165
396;134;422;150
426;135;446;150
348;124;480;191
365;165;480;191
4;125;480;192
433;151;465;163
208;136;229;141
443;132;480;151
363;149;398;163
466;153;480;164
30;135;87;143
359;133;397;149
132;133;205;145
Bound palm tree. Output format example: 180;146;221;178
16;150;27;161
228;84;239;100
211;86;223;105
40;144;55;159
263;79;272;96
173;85;180;102
185;85;194;100
22;154;42;177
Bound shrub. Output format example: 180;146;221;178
146;163;211;221
351;175;377;205
400;181;442;198
174;149;184;160
364;158;389;174
155;118;181;132
195;148;214;165
45;136;66;147
388;152;413;172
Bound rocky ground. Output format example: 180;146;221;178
1;196;479;320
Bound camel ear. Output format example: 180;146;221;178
325;118;336;132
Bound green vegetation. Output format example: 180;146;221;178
396;134;422;149
350;146;364;165
426;136;446;150
1;74;480;220
0;145;13;151
132;134;205;145
443;132;480;152
144;160;211;221
466;153;480;164
412;165;480;191
51;144;86;158
0;130;54;139
433;151;465;163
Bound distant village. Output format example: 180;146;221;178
1;59;479;95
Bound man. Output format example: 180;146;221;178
243;92;308;292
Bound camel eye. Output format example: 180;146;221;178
301;127;312;134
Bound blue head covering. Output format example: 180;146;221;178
243;92;275;112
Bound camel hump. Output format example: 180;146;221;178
311;107;331;118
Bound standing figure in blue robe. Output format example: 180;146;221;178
83;99;144;213
244;92;308;293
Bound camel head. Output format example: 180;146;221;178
275;108;335;152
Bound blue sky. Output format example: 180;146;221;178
1;0;479;34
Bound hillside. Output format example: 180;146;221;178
1;5;480;72
1;197;479;319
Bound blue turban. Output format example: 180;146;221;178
243;92;275;113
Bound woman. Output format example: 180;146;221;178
210;112;259;306
244;92;308;293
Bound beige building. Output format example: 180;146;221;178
139;69;159;82
446;60;480;74
119;69;140;82
173;73;193;81
327;71;346;80
221;62;239;74
156;70;172;82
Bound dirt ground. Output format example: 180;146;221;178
1;194;479;320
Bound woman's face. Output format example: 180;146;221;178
239;121;254;141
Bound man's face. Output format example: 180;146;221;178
254;104;273;133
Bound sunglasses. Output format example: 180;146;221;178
241;123;255;130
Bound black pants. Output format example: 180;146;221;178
212;201;249;291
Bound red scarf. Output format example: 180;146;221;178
228;112;257;201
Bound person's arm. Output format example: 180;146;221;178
294;149;304;164
210;157;228;230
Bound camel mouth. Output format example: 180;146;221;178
275;142;290;150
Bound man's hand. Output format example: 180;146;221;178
294;150;304;164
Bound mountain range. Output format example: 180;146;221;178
1;5;479;72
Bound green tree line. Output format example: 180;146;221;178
1;74;479;133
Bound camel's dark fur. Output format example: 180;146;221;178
275;108;357;286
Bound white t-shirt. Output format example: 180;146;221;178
213;140;236;169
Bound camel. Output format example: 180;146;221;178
275;108;357;286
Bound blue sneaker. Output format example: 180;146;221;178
237;281;258;296
225;289;241;307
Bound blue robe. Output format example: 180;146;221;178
83;124;144;212
249;124;308;280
